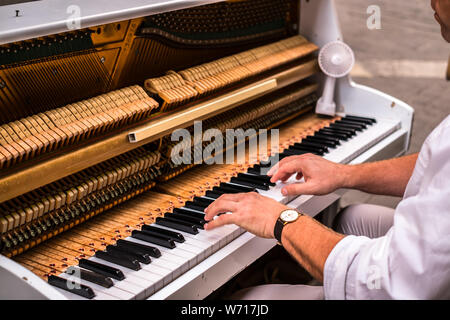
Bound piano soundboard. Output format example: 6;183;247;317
0;0;413;299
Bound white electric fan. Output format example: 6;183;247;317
315;40;355;116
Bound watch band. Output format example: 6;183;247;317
274;218;285;244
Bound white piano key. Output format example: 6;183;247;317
125;236;197;269
140;260;175;285
58;271;131;300
224;224;244;240
112;277;153;298
158;253;190;273
153;224;217;258
92;290;121;300
177;242;206;262
136;224;207;261
52;287;89;300
203;224;238;248
89;256;158;299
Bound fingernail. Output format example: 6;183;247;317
281;188;287;195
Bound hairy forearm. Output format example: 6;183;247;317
341;153;418;197
281;215;345;282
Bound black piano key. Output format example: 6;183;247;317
322;125;355;134
106;245;151;264
247;166;261;175
220;181;256;192
337;119;367;129
284;146;325;156
297;140;329;150
324;127;356;137
164;212;205;229
291;144;326;155
195;196;216;204
304;136;338;148
141;224;186;242
95;251;141;271
269;153;284;163
238;172;275;186
155;217;199;235
229;177;270;191
314;132;344;142
254;162;271;170
184;202;207;211
79;258;125;281
319;127;353;138
210;186;228;195
291;142;324;151
330;122;360;132
335;120;366;131
205;190;221;199
132;230;176;248
76;268;113;289
174;207;205;219
116;239;161;258
229;176;269;188
184;200;208;212
345;115;376;124
212;185;242;194
248;164;276;175
48;275;95;299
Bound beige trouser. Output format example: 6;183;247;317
231;204;395;300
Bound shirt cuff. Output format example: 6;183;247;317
323;235;371;300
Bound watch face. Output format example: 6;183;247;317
280;210;299;222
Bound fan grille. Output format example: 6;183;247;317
318;41;354;77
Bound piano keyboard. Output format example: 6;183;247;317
19;114;400;300
259;115;401;204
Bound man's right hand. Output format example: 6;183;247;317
268;153;350;196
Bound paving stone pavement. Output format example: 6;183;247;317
335;0;450;209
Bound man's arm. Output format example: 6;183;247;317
204;193;345;283
342;153;418;197
280;215;344;282
268;153;418;197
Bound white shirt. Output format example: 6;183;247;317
324;114;450;299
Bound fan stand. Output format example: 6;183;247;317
315;76;336;116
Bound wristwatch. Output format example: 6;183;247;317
274;209;302;244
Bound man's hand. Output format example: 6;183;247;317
204;191;345;283
268;153;349;196
204;192;289;238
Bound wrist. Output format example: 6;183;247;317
339;164;357;189
280;213;306;244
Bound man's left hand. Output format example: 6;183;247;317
204;192;289;238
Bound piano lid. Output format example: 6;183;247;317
0;0;224;45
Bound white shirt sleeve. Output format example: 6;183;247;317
323;116;450;299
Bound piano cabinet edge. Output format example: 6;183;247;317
0;254;67;299
337;77;414;152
